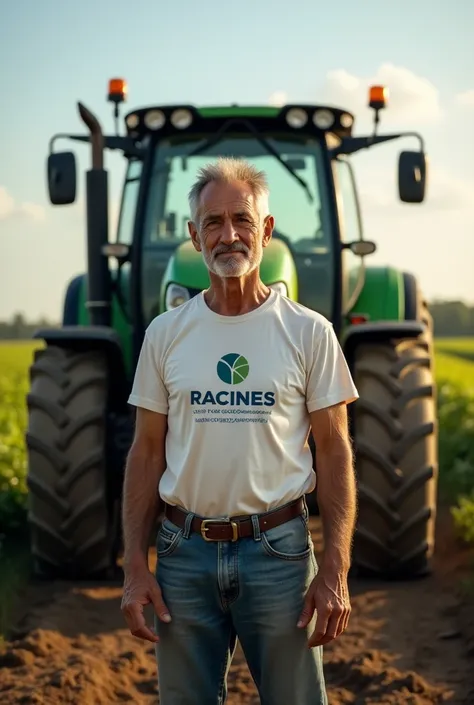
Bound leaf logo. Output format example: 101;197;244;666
217;353;249;385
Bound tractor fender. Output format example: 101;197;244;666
33;326;130;410
61;273;134;377
341;320;426;370
402;272;419;320
62;274;84;325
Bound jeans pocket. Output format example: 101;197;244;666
260;515;312;561
156;518;184;558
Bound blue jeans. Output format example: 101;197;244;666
153;501;328;705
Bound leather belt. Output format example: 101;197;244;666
164;496;306;542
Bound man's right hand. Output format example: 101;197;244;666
121;563;171;643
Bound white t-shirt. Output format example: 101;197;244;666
128;289;359;518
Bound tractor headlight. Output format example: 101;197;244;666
171;109;193;129
165;283;190;310
313;109;335;129
286;108;308;129
268;281;288;297
126;113;139;129
144;109;166;130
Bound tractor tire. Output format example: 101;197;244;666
351;326;438;580
26;345;116;580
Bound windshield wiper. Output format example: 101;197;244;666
182;118;314;204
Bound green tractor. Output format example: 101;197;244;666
25;79;437;582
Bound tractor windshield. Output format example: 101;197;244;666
127;133;338;323
143;136;331;253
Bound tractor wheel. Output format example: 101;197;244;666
351;326;438;579
26;346;117;579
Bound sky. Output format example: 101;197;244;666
1;0;473;320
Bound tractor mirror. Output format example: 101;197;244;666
398;150;427;203
344;240;377;256
47;152;77;205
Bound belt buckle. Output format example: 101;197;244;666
200;519;239;542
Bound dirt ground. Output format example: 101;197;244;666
1;505;474;705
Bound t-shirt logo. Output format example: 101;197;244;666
216;353;249;385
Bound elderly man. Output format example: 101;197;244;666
121;157;359;704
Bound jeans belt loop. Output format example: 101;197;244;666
251;514;261;541
183;511;195;539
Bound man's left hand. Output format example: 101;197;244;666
296;569;351;647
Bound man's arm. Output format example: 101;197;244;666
297;401;357;647
121;406;171;642
310;401;357;574
122;406;168;570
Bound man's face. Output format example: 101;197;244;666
188;180;274;278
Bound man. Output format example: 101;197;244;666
121;157;359;704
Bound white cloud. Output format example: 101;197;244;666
320;63;443;125
268;90;288;107
456;90;474;107
0;186;46;223
426;168;474;211
0;187;15;219
358;166;474;215
20;202;46;222
354;165;474;304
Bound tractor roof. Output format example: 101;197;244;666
123;103;355;141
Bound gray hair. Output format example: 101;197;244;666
188;157;270;226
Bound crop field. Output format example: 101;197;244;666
434;337;474;391
0;341;43;639
0;341;41;533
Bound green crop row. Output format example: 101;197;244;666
0;343;38;639
0;343;35;546
432;339;474;542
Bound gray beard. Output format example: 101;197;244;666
203;241;262;278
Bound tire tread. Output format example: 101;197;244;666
26;346;113;578
351;322;438;579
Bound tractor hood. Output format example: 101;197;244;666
159;236;298;312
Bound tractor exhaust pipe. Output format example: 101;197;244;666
77;101;111;327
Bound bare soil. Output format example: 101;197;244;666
1;505;473;705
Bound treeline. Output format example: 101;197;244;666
1;300;474;339
429;300;474;338
0;314;58;340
